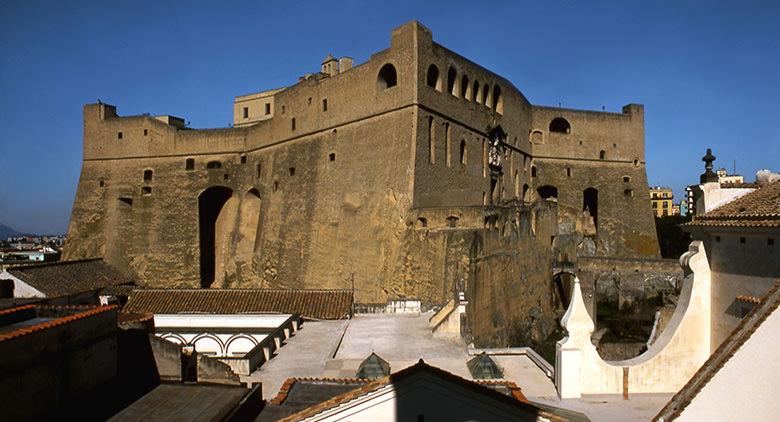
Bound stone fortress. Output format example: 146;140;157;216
63;21;660;347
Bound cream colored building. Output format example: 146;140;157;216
650;186;674;217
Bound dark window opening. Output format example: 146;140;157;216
118;197;133;207
186;158;195;170
599;150;606;160
537;185;558;200
223;173;229;180
716;236;721;242
482;83;489;105
143;170;153;181
459;140;466;165
117;132;123;139
740;237;746;244
265;103;271;115
583;187;599;229
291;118;296;131
531;166;537;178
289;167;295;176
322;98;328;111
206;161;221;169
141;186;152;196
446;216;459;228
624;189;633;197
242;107;249;119
426;64;440;90
492;85;502;113
768;238;775;246
549;117;571;134
461;75;469;99
240;154;247;164
522;184;530;202
554;273;573;309
273;181;279;192
198;186;233;288
473;81;480;103
256;163;262;178
416;217;428;228
99;179;105;187
566;168;571;177
377;63;397;89
329;153;336;162
623;176;630;183
447;66;457;95
281;105;285;114
143;129;148;136
633;158;640;167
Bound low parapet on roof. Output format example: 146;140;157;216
0;304;118;343
686;180;780;228
3;258;136;298
654;279;780;421
123;288;353;320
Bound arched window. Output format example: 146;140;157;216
473;81;480;104
492;85;503;114
530;130;543;144
537;185;558;200
583;187;599;229
446;215;459;227
549;117;571;134
426;64;440;90
522;184;530;202
459;139;467;165
482;83;489;106
447;66;457;95
206;161;221;169
531;165;537;178
460;75;469;99
143;169;153;181
377;63;397;90
599;150;606;160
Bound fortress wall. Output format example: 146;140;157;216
530;104;645;162
531;158;659;256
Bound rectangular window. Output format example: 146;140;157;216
769;238;775;246
185;158;194;170
240;154;247;164
291;118;296;131
256;163;262;178
243;107;249;119
740;237;746;244
322;98;328;111
143;129;148;136
265;103;271;115
428;117;435;165
715;236;721;242
117;132;123;139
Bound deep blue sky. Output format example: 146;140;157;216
1;1;778;234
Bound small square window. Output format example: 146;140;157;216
322;98;328;111
329;153;336;162
243;107;249;119
623;176;630;183
265;103;271;115
715;236;721;242
117;132;123;139
223;173;229;180
99;180;105;187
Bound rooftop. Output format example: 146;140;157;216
0;304;117;343
122;288;353;320
686;180;780;228
3;258;136;297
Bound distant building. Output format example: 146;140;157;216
650;186;675;217
716;168;744;185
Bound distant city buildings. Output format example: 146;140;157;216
650;186;676;217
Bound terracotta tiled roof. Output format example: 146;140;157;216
276;360;566;422
685;180;780;228
654;279;780;421
5;258;136;297
122;288;353;320
0;304;118;342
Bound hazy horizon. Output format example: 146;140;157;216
1;1;778;234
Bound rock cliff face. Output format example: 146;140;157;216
63;21;660;309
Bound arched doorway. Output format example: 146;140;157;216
583;187;599;230
199;186;234;288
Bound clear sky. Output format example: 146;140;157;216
1;1;778;234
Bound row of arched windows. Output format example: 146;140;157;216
426;64;503;114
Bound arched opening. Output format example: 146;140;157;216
553;272;575;309
537;185;558;200
199;186;235;288
492;85;503;114
206;161;221;169
514;171;520;198
459;139;467;165
426;64;440;90
599;150;606;160
482;83;489;106
446;216;459;227
549;117;571;134
192;334;223;356
377;63;397;90
447;66;457;95
522;184;530;202
531;165;538;178
225;335;258;356
473;81;480;104
235;189;262;271
460;75;469;99
583;187;599;229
